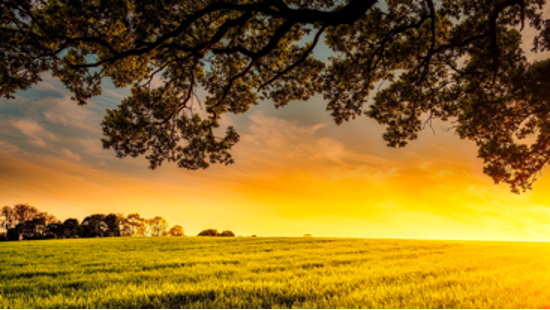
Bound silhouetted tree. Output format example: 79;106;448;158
198;229;235;237
2;0;549;193
0;206;12;234
0;203;185;242
168;225;184;237
63;218;80;238
198;229;218;237
24;217;47;239
150;216;169;237
104;213;122;237
80;214;108;238
119;216;130;237
46;222;65;239
13;204;39;223
124;213;145;237
38;212;57;226
1;205;58;240
7;225;23;241
143;218;154;236
1;206;16;230
219;230;235;237
115;213;125;235
136;223;147;236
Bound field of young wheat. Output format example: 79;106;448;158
1;237;550;308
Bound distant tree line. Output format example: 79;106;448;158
0;203;185;241
197;229;235;237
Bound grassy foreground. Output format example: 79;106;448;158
1;237;550;308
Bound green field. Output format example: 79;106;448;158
1;237;550;308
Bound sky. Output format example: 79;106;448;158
2;10;550;241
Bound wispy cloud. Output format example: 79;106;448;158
238;112;345;167
41;96;100;132
12;119;59;147
2;63;550;241
61;149;81;161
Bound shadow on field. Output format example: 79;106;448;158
63;281;88;291
140;262;199;271
250;266;288;273
104;287;312;308
165;290;218;306
1;271;68;280
141;260;240;271
105;289;218;308
299;262;325;270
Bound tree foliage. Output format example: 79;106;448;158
219;230;236;237
1;206;16;232
63;218;80;238
2;0;550;192
0;204;179;241
13;203;40;223
168;225;184;236
198;229;219;237
0;204;56;240
149;216;170;236
197;228;236;237
80;214;110;237
123;213;145;236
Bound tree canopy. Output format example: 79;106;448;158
168;225;184;236
198;229;220;237
197;228;236;237
2;0;549;192
0;203;181;241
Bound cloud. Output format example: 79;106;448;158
103;89;128;100
0;140;23;155
4;118;84;162
33;73;68;93
12;119;59;147
0;75;116;166
77;138;104;154
41;96;101;132
61;149;81;161
236;112;394;176
240;112;341;164
3;62;550;241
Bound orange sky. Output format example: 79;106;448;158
2;89;550;241
1;14;550;241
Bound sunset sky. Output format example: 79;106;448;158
2;15;550;241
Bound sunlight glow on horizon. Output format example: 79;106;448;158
2;96;550;241
2;17;550;241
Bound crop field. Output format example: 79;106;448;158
1;237;550;308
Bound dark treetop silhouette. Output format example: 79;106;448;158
197;229;236;237
0;203;184;240
2;0;550;193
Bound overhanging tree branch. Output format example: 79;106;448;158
2;0;547;192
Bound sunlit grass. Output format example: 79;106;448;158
1;237;550;308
